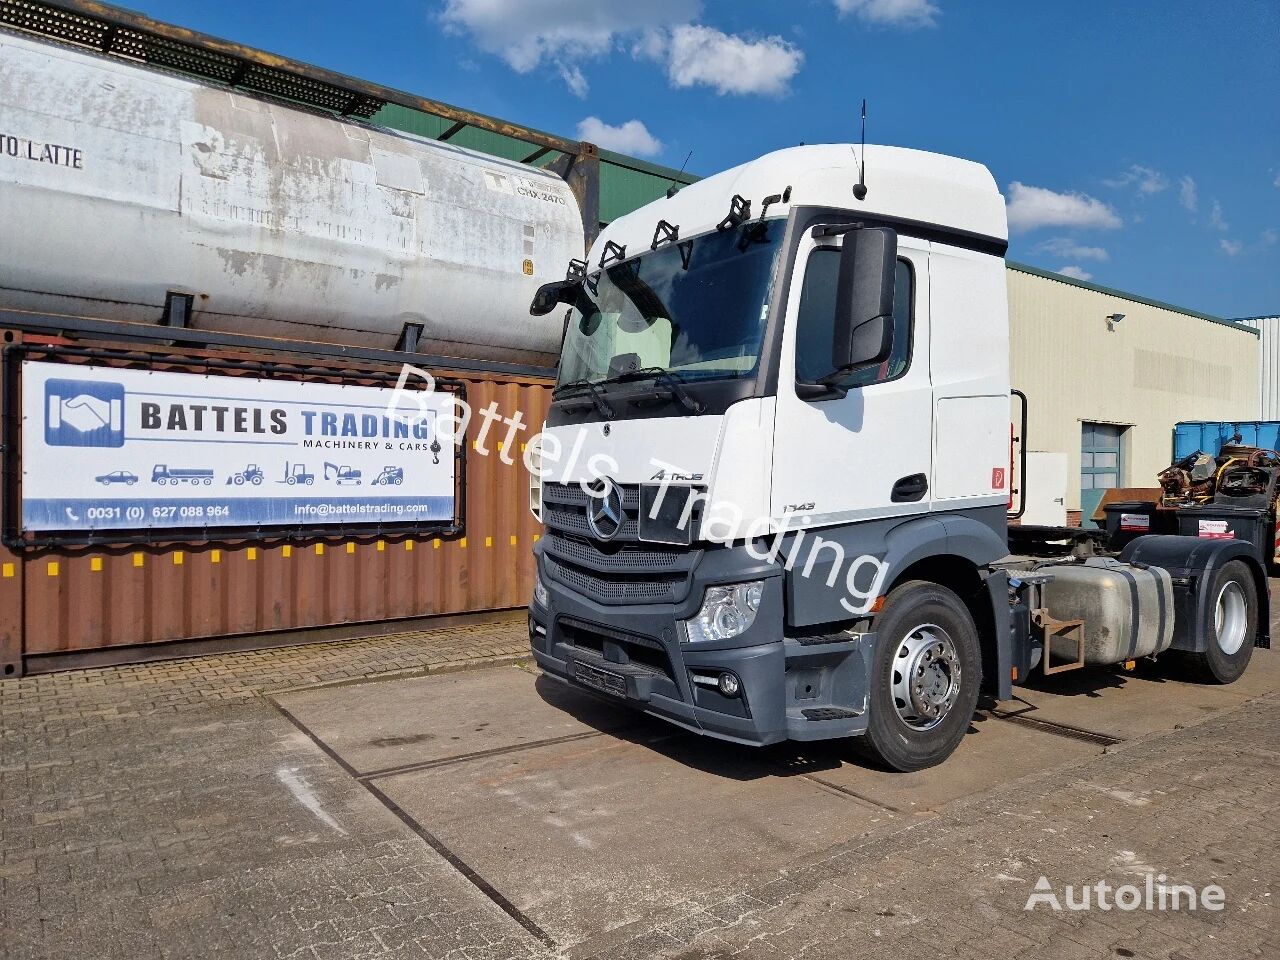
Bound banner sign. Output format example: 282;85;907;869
19;360;456;533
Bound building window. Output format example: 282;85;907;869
1081;422;1126;522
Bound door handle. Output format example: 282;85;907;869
891;473;929;503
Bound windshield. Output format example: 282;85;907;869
557;221;784;388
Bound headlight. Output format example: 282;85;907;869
683;581;764;643
533;569;549;608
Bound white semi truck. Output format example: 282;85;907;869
526;144;1269;771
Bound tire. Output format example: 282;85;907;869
858;580;983;772
1179;560;1257;684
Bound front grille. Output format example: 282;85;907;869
543;502;641;540
541;482;700;604
543;532;691;574
546;556;684;604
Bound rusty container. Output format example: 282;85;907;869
0;325;552;676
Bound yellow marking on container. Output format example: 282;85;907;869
472;440;479;450
405;540;414;552
90;557;103;572
173;552;184;566
510;535;518;547
460;538;467;548
211;550;221;564
534;534;541;542
346;542;356;554
497;442;504;451
315;544;325;556
283;545;293;558
2;562;14;578
376;541;386;552
485;536;493;548
133;553;145;568
433;539;441;549
247;547;258;561
47;561;59;577
521;443;527;452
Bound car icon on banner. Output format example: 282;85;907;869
95;470;139;486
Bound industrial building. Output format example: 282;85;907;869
0;0;1264;676
1237;315;1280;419
1007;264;1260;525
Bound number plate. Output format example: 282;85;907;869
571;660;627;698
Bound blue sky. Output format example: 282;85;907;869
132;0;1278;317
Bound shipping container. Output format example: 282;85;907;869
1173;421;1280;460
0;320;552;677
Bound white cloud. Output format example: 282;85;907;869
1005;182;1122;233
440;0;696;95
1179;175;1198;212
1219;238;1243;256
1103;164;1168;194
1057;265;1093;281
1036;238;1109;262
1209;200;1228;232
834;0;939;28
1264;228;1278;246
660;25;804;96
576;117;663;156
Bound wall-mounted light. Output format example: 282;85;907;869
1106;313;1125;330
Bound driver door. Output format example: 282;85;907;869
770;235;932;526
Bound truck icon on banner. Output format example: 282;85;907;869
152;465;214;485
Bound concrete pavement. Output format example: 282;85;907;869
1;615;1276;959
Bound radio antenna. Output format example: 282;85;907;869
853;99;868;201
666;150;693;198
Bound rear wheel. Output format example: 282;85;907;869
859;580;982;772
1179;560;1257;684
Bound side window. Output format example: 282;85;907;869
793;252;914;388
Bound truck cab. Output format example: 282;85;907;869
527;145;1267;771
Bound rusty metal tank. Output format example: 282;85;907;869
0;30;582;365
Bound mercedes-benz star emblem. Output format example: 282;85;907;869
586;479;624;541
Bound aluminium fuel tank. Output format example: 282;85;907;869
1036;558;1176;665
0;31;582;365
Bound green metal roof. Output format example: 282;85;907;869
373;104;699;226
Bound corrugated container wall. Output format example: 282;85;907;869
1008;265;1259;514
1240;316;1280;420
0;332;551;678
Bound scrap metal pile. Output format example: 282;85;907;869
1157;445;1280;509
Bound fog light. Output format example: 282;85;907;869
717;672;741;698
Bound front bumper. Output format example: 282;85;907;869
529;546;872;746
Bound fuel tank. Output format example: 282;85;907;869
0;31;583;365
1037;558;1176;665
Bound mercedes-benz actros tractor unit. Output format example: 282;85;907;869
525;144;1269;771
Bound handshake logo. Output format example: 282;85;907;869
45;379;126;448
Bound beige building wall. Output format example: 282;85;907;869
1007;264;1259;519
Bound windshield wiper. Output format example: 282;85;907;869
599;367;706;415
552;378;615;418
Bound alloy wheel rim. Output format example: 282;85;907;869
890;624;961;731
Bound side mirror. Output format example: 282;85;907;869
530;279;582;317
829;227;897;377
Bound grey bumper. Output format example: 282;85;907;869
529;545;872;746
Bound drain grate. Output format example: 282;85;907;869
986;710;1123;747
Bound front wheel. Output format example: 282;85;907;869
859;580;982;772
1178;560;1258;684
